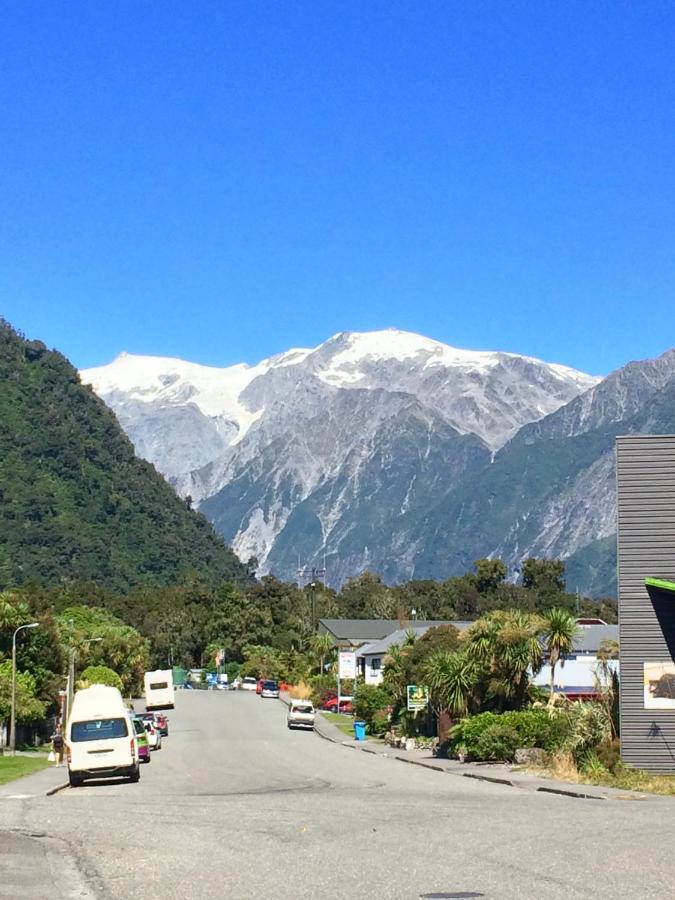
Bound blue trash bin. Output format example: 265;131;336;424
354;721;366;741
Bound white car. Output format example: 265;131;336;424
287;700;315;730
143;719;162;750
240;677;258;692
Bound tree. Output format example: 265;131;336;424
466;610;543;711
0;661;46;743
541;608;579;706
423;650;482;719
521;559;566;595
79;665;124;692
473;559;507;594
311;633;334;674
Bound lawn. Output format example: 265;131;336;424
0;754;50;786
321;712;357;738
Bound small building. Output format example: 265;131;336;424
532;622;619;699
318;618;456;649
357;622;472;685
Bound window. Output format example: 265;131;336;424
371;658;381;671
71;718;128;742
150;682;168;690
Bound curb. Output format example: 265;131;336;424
536;786;605;800
462;772;515;787
46;781;69;796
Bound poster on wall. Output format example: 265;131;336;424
644;662;675;709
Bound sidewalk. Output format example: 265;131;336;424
0;759;69;799
312;713;657;803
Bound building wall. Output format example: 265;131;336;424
363;655;383;685
617;435;675;772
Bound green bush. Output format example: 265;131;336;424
79;665;123;692
310;674;339;708
370;709;391;736
450;708;573;761
475;723;521;761
353;683;393;730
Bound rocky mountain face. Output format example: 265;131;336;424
82;329;608;588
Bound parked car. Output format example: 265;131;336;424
240;677;258;692
256;679;264;695
261;680;280;698
131;717;151;763
142;711;169;737
321;696;353;714
143;720;162;750
287;700;315;730
66;685;140;787
232;677;242;690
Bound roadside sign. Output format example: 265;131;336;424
407;684;429;711
338;651;356;680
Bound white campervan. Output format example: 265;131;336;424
144;669;175;710
66;684;139;787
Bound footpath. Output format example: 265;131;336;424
279;692;655;803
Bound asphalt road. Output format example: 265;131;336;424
3;691;675;899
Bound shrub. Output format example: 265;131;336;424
449;708;574;761
475;723;521;762
353;684;393;730
595;738;621;773
310;674;338;708
79;665;123;692
562;703;612;764
370;709;391;736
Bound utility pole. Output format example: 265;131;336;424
297;564;327;632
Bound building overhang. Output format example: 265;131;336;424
645;577;675;595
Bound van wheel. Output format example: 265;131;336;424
130;766;140;783
69;773;83;788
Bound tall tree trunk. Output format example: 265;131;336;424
548;660;556;706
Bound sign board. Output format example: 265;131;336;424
406;684;429;711
338;651;357;680
644;662;675;709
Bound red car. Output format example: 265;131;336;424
322;696;353;714
256;679;264;695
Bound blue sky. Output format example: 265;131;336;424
2;1;675;375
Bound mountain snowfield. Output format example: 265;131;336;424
82;328;605;587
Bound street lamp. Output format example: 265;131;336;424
10;622;39;756
67;636;103;723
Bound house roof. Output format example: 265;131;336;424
571;624;619;654
358;622;473;657
318;618;461;646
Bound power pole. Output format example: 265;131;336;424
297;564;327;632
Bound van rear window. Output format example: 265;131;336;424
149;682;168;690
71;718;128;742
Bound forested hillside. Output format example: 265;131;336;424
0;320;249;592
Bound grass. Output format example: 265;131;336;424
321;711;357;738
523;750;675;796
0;754;51;786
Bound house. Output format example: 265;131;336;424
357;622;472;685
318;618;456;649
532;621;619;699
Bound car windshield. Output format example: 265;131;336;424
263;681;278;689
292;705;313;714
132;719;145;736
71;718;128;742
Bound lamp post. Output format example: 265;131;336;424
66;636;103;725
10;622;39;756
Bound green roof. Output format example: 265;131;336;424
645;577;675;594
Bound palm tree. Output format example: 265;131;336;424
311;633;334;674
541;608;579;706
423;649;480;718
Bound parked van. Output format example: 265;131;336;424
144;669;175;710
66;685;139;787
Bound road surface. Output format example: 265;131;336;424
2;690;675;899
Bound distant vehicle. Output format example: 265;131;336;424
240;677;257;692
141;712;168;736
232;677;242;690
256;679;264;695
144;669;175;710
143;719;162;750
261;680;280;698
66;685;140;787
131;717;151;763
287;700;315;730
322;697;353;714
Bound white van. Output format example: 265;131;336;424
66;685;139;787
144;669;175;710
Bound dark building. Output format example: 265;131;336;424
617;435;675;772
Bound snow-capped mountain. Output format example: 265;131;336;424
81;328;599;583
